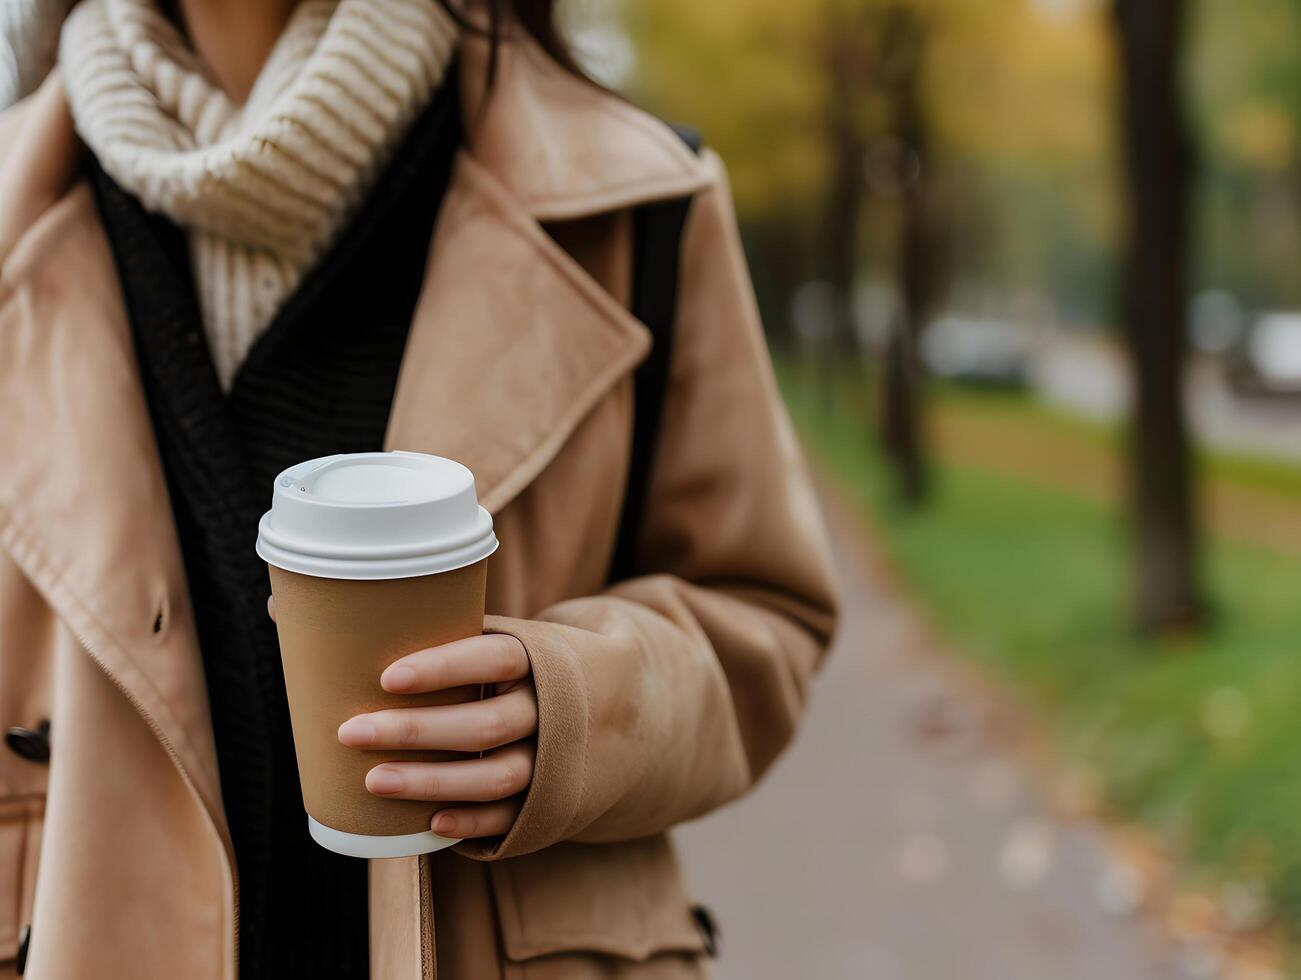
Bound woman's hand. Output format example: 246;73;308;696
336;633;537;840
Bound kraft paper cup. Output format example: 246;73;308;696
256;452;498;859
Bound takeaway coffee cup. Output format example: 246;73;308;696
256;451;498;859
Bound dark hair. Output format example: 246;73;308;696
437;0;590;87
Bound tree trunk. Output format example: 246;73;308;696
880;322;926;502
819;22;868;413
880;8;931;506
1113;0;1204;633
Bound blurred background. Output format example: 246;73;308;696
6;0;1301;976
558;1;1301;978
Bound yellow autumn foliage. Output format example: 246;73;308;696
619;0;1117;226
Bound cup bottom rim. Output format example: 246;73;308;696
307;816;458;858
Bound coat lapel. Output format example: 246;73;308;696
383;33;711;508
386;152;652;515
0;187;229;843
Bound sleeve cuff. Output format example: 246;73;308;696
454;615;590;860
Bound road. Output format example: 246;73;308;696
1032;334;1301;462
673;484;1195;980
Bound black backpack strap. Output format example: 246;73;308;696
607;127;701;584
671;124;703;156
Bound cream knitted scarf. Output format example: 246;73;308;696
60;0;459;387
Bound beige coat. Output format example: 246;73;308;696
0;29;838;980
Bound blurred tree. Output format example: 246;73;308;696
621;0;1119;314
812;4;872;411
875;6;936;506
809;0;938;503
1113;0;1205;633
1187;0;1301;307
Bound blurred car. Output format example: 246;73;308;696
920;315;1033;388
1227;312;1301;397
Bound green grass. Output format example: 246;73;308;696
783;370;1301;942
928;380;1301;499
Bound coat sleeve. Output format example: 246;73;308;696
459;152;839;860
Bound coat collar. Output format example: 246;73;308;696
457;32;708;221
0;33;707;851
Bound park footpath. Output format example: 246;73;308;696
673;481;1266;980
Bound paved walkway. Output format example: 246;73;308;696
673;484;1188;980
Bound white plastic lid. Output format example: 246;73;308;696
255;452;498;580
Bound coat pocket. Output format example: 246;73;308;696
0;796;42;966
489;835;708;966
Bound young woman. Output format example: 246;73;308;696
0;1;838;977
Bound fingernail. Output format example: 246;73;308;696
432;812;455;835
368;767;405;795
383;665;418;692
338;718;376;746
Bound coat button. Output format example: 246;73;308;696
690;904;719;958
5;721;50;763
16;922;30;974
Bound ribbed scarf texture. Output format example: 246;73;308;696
60;0;458;386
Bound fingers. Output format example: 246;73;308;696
430;799;523;839
381;634;528;694
365;741;535;803
267;595;276;622
338;684;537;752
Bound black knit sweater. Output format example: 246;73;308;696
88;79;461;979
